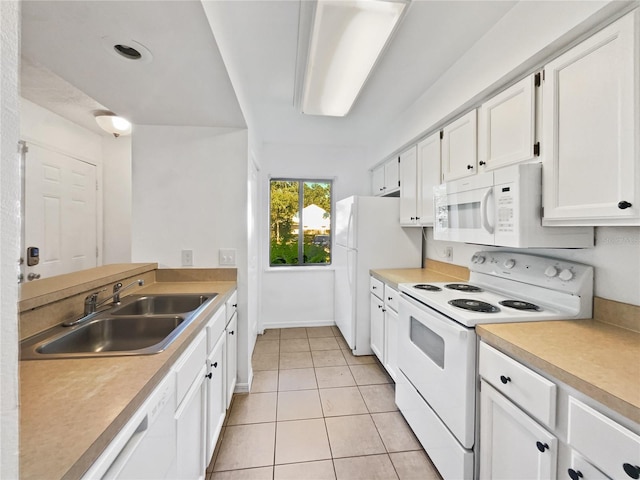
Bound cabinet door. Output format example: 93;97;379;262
442;109;477;181
369;293;384;362
372;165;385;196
176;366;207;480
225;313;238;409
384;157;400;194
542;11;639;226
478;75;536;171
205;334;226;465
417;132;441;226
480;381;557;480
399;146;418;226
383;306;398;381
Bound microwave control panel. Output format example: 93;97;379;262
495;185;516;233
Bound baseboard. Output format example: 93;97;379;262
261;319;336;330
234;368;253;394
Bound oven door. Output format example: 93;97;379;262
434;177;495;245
398;293;477;448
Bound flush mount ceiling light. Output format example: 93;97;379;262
296;0;409;117
94;113;132;137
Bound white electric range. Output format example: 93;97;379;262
395;251;594;480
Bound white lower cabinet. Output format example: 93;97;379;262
480;380;558;480
225;312;238;409
174;330;207;480
370;292;384;361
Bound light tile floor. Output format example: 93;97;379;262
207;327;442;480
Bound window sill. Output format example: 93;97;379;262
264;265;335;273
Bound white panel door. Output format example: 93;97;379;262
24;143;97;279
542;10;639;225
480;381;557;480
442;109;478;181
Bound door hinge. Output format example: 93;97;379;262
535;72;541;87
96;246;99;258
398;156;401;164
398;180;401;187
439;131;444;140
533;142;540;156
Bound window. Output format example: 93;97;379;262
269;179;332;266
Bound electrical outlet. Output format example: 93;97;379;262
181;249;193;267
444;247;453;261
219;248;236;266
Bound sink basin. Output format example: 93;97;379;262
21;292;218;359
36;316;185;355
111;294;212;316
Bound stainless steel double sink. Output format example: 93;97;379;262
21;293;217;360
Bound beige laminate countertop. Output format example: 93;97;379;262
20;280;236;480
477;321;640;424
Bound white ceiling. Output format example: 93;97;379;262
21;0;517;147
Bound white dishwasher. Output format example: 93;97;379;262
82;373;177;480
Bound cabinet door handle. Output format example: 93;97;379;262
382;308;386;313
212;362;218;368
467;164;474;170
536;441;549;453
568;469;583;480
500;375;511;384
232;303;238;308
205;372;213;379
388;297;393;301
229;330;235;335
415;217;420;220
618;201;632;210
372;285;377;289
623;463;640;479
378;304;383;309
479;161;486;166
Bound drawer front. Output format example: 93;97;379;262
370;277;384;299
206;306;226;354
384;285;399;312
174;330;207;406
225;290;238;323
568;397;640;479
479;342;556;428
569;450;611;480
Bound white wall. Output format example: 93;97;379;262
368;1;626;162
258;143;369;328
0;1;20;476
102;136;132;263
20;98;133;267
426;227;640;306
365;1;640;306
131;125;252;384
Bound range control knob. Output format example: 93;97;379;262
559;269;574;281
504;259;516;269
544;266;559;278
472;255;486;264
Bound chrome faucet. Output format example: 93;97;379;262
63;279;144;327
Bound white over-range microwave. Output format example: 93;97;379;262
433;163;594;248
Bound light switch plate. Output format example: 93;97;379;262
219;248;236;266
181;249;193;267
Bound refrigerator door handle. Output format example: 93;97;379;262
347;249;353;291
347;209;354;249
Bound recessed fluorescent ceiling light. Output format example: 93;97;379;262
302;0;408;117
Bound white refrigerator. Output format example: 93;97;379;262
334;196;422;355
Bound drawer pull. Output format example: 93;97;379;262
388;297;393;301
536;441;549;453
205;372;213;379
232;303;238;308
500;375;511;384
229;330;235;335
212;362;218;368
568;469;583;480
623;463;640;479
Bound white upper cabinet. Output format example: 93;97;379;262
417;133;442;226
478;75;537;172
542;10;640;226
373;157;400;196
399;145;418;225
442;109;478;181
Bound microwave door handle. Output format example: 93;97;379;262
481;187;494;234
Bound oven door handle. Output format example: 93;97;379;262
480;187;494;234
